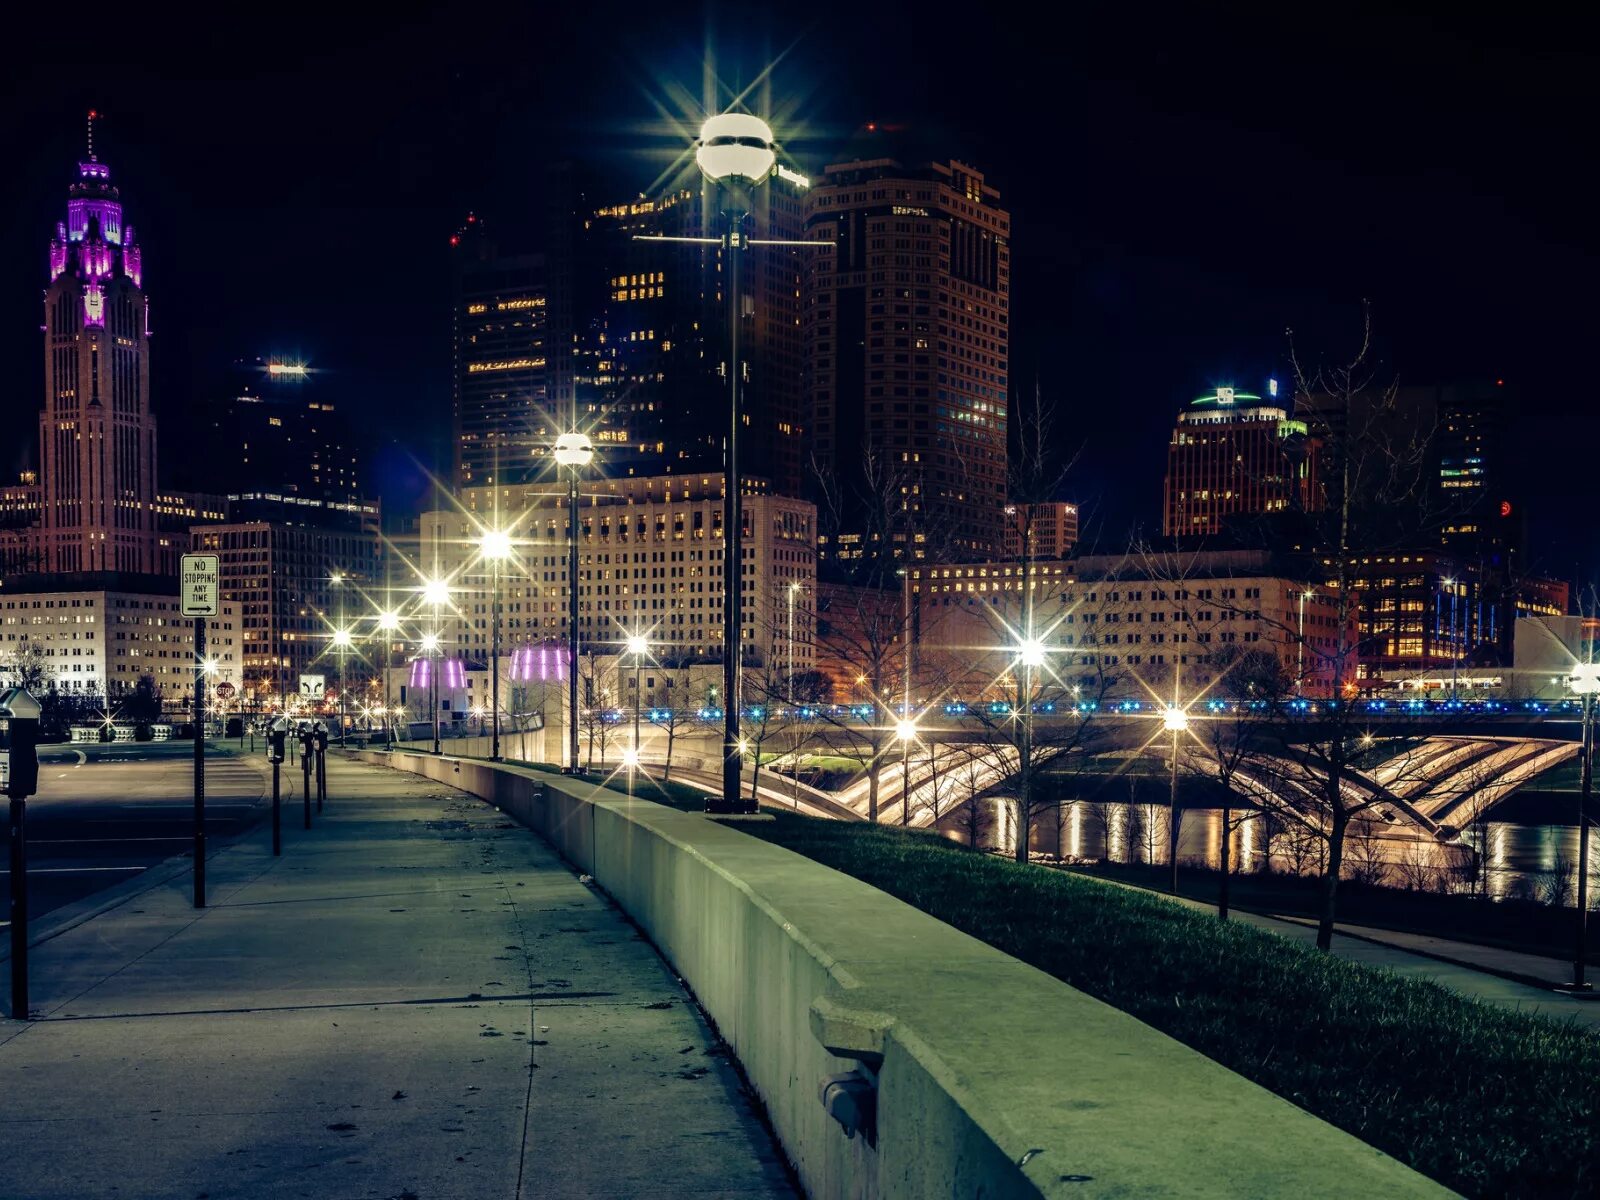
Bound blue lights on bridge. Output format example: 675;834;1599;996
628;697;1580;725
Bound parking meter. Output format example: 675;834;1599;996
312;721;329;811
2;687;42;1019
0;688;41;801
267;716;288;764
267;716;288;856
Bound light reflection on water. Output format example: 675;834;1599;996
1032;803;1599;906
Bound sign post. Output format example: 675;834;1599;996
181;553;219;909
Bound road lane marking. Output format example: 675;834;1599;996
0;866;145;874
31;837;190;845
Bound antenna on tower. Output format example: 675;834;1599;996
87;109;98;161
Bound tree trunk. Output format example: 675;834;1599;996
664;727;675;782
1318;804;1348;951
749;728;764;805
1218;802;1231;921
867;757;881;823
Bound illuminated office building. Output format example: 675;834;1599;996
453;178;807;497
1163;384;1319;538
451;216;552;488
1002;501;1078;560
207;357;363;504
804;158;1011;569
570;181;806;494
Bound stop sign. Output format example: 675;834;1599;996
216;682;237;699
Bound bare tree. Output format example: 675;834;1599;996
578;650;614;770
1181;646;1285;918
810;439;922;823
1232;309;1448;949
646;661;700;781
2;638;53;693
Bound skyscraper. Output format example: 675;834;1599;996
38;117;160;574
565;181;806;493
451;216;551;489
1163;385;1319;538
803;158;1010;570
207;357;363;504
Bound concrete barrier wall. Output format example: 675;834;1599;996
363;751;1451;1200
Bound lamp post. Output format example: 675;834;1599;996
694;113;784;816
479;530;513;762
376;611;400;749
787;582;800;704
701;116;767;817
1297;589;1314;690
896;718;917;826
420;633;442;754
1441;576;1459;700
554;433;595;773
631;113;814;811
1017;637;1046;859
1164;704;1189;895
331;628;354;749
626;633;649;772
1567;661;1598;992
420;578;450;753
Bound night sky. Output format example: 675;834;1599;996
3;3;1595;579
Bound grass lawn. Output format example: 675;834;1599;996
735;812;1600;1200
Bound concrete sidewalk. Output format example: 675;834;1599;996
1237;911;1600;1032
0;753;794;1200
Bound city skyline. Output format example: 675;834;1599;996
0;5;1594;582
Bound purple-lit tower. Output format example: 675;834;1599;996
38;114;159;573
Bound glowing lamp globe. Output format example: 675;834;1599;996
1018;639;1047;669
421;578;451;607
622;747;640;769
1162;706;1189;732
695;113;776;184
553;432;595;468
1570;663;1600;697
895;718;918;743
480;529;514;560
626;634;649;657
331;629;354;650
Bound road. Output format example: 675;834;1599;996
1;745;273;923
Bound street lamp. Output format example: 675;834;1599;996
420;632;442;755
1566;661;1598;992
700;115;774;818
554;432;595;773
1441;577;1460;700
1297;589;1315;691
1163;704;1190;895
420;578;450;753
896;720;921;832
331;627;354;749
637;111;811;816
787;582;801;705
375;611;401;749
479;530;514;762
626;632;649;774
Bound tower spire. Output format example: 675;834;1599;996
87;109;97;162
